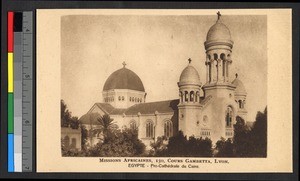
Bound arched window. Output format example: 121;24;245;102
130;120;137;130
179;92;183;103
223;60;226;77
185;91;189;102
164;120;173;138
226;54;231;77
225;106;233;128
190;91;194;102
129;97;132;102
221;54;226;77
118;96;121;101
122;96;124;101
146;120;154;138
220;53;225;60
214;53;218;60
209;62;212;82
238;100;242;109
208;54;211;60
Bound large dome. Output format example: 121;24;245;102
206;20;232;41
179;64;201;85
103;67;145;92
232;76;246;95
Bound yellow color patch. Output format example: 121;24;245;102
8;53;13;93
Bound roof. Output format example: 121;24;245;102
232;77;246;95
93;99;179;116
94;103;115;114
206;19;232;41
79;112;102;125
179;63;201;86
125;99;179;115
103;67;145;92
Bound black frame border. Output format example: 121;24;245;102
0;1;299;180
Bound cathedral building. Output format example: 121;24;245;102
80;13;247;148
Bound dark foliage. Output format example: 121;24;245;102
61;99;79;129
150;131;213;157
87;128;146;157
215;138;234;157
215;107;267;157
80;125;88;151
149;136;168;156
250;107;267;157
233;116;252;157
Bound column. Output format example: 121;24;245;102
211;59;215;82
227;60;231;81
206;61;209;83
217;59;222;82
223;60;227;82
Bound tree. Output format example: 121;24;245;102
187;136;212;157
250;107;267;157
61;100;71;127
61;99;79;129
166;131;189;156
233;116;252;157
215;138;234;157
215;107;268;157
150;131;213;157
149;136;168;156
93;114;118;143
80;125;88;151
87;128;146;157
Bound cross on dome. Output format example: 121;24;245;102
235;73;238;78
217;11;221;20
188;58;192;64
122;61;127;68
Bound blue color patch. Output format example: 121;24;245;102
8;133;14;172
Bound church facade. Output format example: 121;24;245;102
80;14;248;148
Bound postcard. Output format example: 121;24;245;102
36;9;292;172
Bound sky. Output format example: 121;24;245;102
61;14;267;122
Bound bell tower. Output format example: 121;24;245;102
204;11;234;85
177;58;202;137
203;12;236;98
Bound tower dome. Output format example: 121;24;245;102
204;11;233;50
232;74;246;95
206;21;232;41
178;59;201;86
103;65;145;92
203;12;234;86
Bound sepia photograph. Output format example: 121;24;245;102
60;12;267;158
36;9;291;172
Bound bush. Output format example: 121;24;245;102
215;138;234;157
215;107;267;157
86;128;146;157
150;131;213;157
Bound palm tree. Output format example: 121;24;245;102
95;114;118;143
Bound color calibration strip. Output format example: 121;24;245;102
8;11;14;172
7;11;33;172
